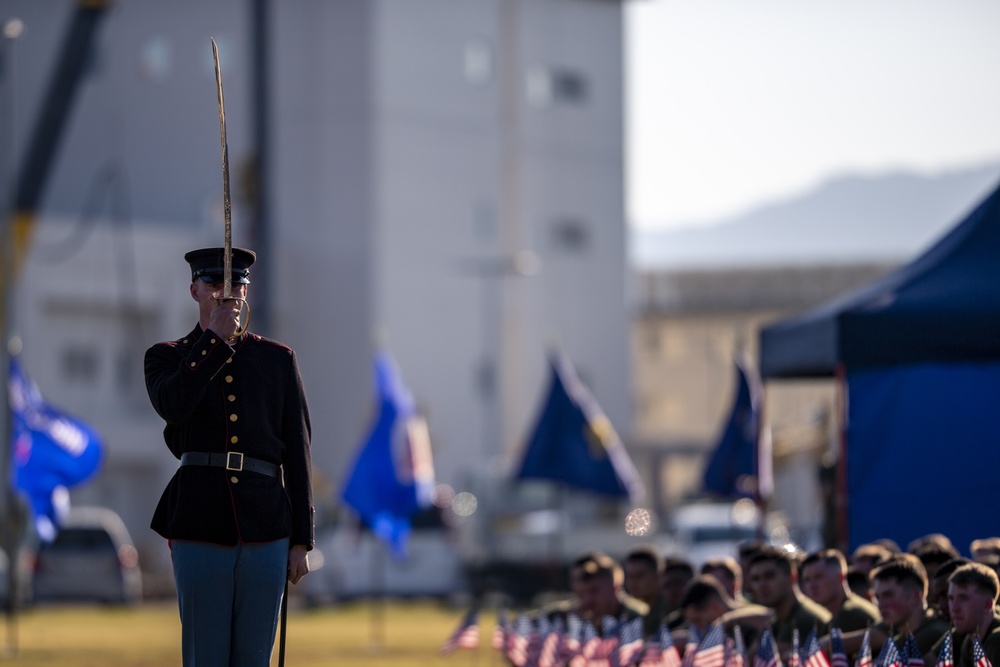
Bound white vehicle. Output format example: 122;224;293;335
32;506;143;605
662;499;789;567
300;509;464;605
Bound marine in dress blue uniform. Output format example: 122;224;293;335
145;247;314;667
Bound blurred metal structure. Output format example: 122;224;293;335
1;0;110;653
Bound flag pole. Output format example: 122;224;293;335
754;378;768;543
834;364;849;553
0;226;15;659
747;350;771;543
369;538;386;650
470;610;481;667
0;17;26;657
552;483;566;590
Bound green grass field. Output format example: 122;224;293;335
0;601;501;667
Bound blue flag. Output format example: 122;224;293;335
702;357;768;499
515;351;643;500
341;350;436;557
8;356;104;541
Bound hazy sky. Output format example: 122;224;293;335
625;0;1000;231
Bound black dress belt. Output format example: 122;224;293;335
180;452;281;479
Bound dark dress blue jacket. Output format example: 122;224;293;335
145;325;314;549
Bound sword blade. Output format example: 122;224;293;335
212;38;233;299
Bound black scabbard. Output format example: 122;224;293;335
278;577;289;667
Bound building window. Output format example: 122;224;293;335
526;67;589;107
645;328;660;353
61;346;99;384
470;199;496;244
116;347;138;394
463;42;493;85
550;218;589;253
139;36;172;83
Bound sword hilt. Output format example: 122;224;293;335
233;298;250;337
214;295;251;339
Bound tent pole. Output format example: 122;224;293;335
752;353;769;542
835;364;849;553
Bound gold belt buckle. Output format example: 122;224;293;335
226;451;244;472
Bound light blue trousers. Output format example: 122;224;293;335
171;538;289;667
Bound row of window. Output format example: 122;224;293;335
138;36;591;109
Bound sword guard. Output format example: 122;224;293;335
233;298;251;337
214;296;251;338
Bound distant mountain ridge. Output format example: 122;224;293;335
630;163;1000;269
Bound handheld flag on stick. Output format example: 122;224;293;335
557;615;584;667
693;625;727;667
682;626;704;667
525;614;550;666
787;630;802;667
341;350;436;557
538;615;564;667
754;629;782;667
802;629;832;667
972;635;992;667
900;635;924;667
934;634;953;667
516;350;643;501
593;615;622;665
570;621;601;667
493;608;510;651
874;637;902;667
614;617;645;667
855;630;872;667
441;609;480;655
830;628;849;667
9;356;103;541
725;625;746;667
641;624;682;667
507;613;532;667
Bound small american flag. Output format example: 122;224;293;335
725;625;746;667
614;618;646;667
802;629;831;667
754;629;783;667
556;615;583;666
934;632;955;667
538;616;564;667
875;637;902;667
640;624;683;667
525;614;550;666
682;626;704;667
693;625;727;667
492;608;509;651
591;616;622;667
507;613;532;667
569;621;600;667
972;635;993;667
900;634;924;667
855;630;873;667
934;634;953;667
441;609;480;655
787;629;802;667
830;628;849;667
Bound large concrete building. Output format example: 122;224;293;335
4;0;632;584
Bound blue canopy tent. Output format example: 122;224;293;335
759;181;1000;553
